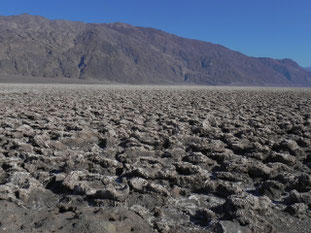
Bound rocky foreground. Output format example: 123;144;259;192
0;84;310;233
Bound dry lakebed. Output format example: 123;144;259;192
0;84;310;233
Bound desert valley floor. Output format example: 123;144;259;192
0;84;310;233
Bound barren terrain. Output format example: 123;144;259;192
0;84;310;233
1;14;311;86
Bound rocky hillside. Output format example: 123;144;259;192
0;14;310;86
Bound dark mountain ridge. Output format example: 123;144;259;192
0;14;310;86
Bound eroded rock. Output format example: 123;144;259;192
0;85;310;233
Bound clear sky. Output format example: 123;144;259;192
1;0;310;67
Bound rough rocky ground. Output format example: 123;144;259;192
0;84;310;233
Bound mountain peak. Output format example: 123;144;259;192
110;22;134;28
10;13;47;20
0;14;310;86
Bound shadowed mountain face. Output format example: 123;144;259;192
305;67;311;72
0;14;310;86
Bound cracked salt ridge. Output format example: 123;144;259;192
0;84;311;233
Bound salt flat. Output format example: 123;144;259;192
0;84;310;233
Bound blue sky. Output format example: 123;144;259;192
1;0;310;67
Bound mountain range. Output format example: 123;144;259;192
0;14;310;86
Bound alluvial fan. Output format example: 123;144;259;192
0;84;310;233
